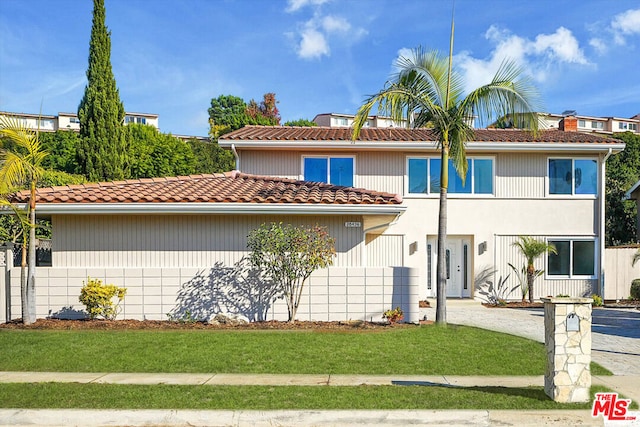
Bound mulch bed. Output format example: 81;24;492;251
482;302;544;308
0;318;431;331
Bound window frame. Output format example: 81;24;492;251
301;155;356;187
547;157;599;198
545;237;598;280
405;155;495;197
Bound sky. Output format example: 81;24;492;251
1;0;639;137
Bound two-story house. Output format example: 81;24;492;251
0;122;624;323
218;124;624;302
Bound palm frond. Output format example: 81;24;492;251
460;59;542;132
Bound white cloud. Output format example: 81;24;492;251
322;15;350;33
589;38;607;54
298;27;330;59
611;8;640;45
453;25;588;93
286;0;331;13
532;27;587;64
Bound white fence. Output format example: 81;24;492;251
604;247;640;301
0;255;420;324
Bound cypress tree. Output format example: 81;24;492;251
77;0;127;181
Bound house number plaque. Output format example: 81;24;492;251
345;222;362;228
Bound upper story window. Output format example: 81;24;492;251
69;117;80;124
548;158;597;196
547;239;596;278
406;157;494;196
333;117;349;127
578;120;586;127
303;156;354;187
125;116;147;125
591;121;604;129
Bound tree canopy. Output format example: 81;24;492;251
606;132;640;245
76;0;127;181
208;93;281;138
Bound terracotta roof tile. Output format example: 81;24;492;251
220;125;621;144
9;172;402;206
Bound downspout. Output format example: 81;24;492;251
231;144;240;171
600;148;613;298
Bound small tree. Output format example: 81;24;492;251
247;223;335;322
512;236;557;303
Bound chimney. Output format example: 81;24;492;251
559;115;577;132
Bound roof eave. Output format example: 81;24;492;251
219;140;626;153
26;203;407;216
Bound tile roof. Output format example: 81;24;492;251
9;171;402;205
220;125;621;144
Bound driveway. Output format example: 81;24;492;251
421;300;640;376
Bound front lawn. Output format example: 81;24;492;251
0;324;612;376
0;383;618;410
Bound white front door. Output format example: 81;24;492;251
445;241;462;297
426;236;472;298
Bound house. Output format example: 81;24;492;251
217;124;624;302
538;111;640;135
0;111;159;132
0;123;625;323
313;112;408;129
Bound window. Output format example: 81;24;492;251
547;239;596;278
630;124;638;131
303;156;354;187
591;121;604;129
333;117;348;127
406;157;494;195
548;158;597;195
578;120;586;127
619;122;628;130
69;117;80;124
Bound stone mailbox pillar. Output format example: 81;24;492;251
542;297;593;403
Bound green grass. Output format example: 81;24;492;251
0;383;623;410
0;324;612;375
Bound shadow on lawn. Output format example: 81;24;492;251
392;381;550;401
168;258;282;323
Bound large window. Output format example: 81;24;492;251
548;158;597;195
547;239;596;278
303;156;354;187
407;157;494;195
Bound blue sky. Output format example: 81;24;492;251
1;0;639;137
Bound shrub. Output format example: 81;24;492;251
631;279;640;300
382;307;404;323
79;277;126;320
591;294;603;307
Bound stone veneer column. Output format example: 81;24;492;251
542;297;593;403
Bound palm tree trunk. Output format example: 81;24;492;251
26;182;37;324
20;242;27;323
436;145;450;325
527;264;534;304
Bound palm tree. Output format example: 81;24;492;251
352;43;540;324
0;115;47;324
512;236;557;303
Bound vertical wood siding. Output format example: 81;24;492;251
239;151;300;179
365;234;404;267
495;153;546;199
356;152;404;195
53;214;363;268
